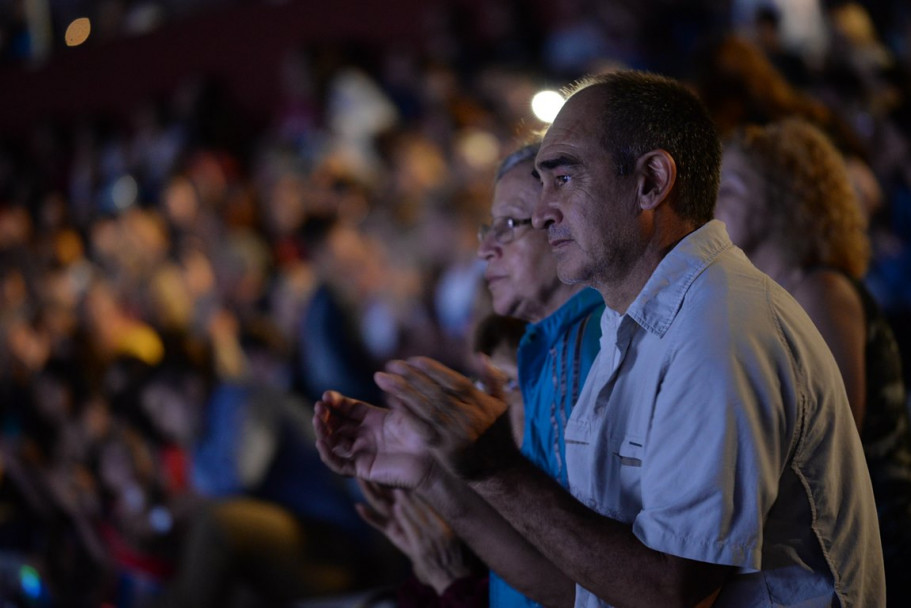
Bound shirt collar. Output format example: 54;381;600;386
523;287;603;345
624;219;733;338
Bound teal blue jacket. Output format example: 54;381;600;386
490;287;603;608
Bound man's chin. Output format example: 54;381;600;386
556;266;586;286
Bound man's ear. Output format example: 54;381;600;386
635;150;676;211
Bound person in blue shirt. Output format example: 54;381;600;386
477;142;602;606
354;142;603;607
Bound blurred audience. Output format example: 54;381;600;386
692;23;911;387
0;0;910;605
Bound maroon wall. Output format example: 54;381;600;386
0;0;426;138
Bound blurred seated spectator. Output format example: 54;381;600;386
158;320;399;607
471;313;527;446
295;213;387;405
751;5;811;88
716;117;911;607
691;33;865;158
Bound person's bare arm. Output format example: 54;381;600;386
357;480;475;595
468;447;727;608
377;357;731;608
313;390;574;605
419;466;575;607
792;270;866;429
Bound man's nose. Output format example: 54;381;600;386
532;192;558;230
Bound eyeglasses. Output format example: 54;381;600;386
477;217;534;245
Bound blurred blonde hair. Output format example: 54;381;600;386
695;35;866;159
728;118;871;278
697;35;828;136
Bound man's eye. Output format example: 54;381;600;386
555;175;570;187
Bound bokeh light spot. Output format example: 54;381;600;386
65;18;92;47
457;129;501;171
112;175;139;211
19;565;41;598
531;90;565;124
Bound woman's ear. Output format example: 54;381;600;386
636;149;677;211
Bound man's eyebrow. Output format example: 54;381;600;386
536;155;580;171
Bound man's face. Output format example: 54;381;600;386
477;160;570;323
533;88;643;291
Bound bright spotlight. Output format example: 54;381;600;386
531;90;564;123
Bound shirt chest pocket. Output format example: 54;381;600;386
564;417;591;447
611;434;645;518
566;419;646;520
616;435;644;467
564;418;597;509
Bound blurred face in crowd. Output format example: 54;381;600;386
477;158;577;323
488;343;523;446
716;146;768;255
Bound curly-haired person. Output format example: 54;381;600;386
717;117;911;606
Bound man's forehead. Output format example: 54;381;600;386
553;87;601;124
536;93;601;163
536;128;568;164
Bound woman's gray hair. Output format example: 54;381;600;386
495;140;541;182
